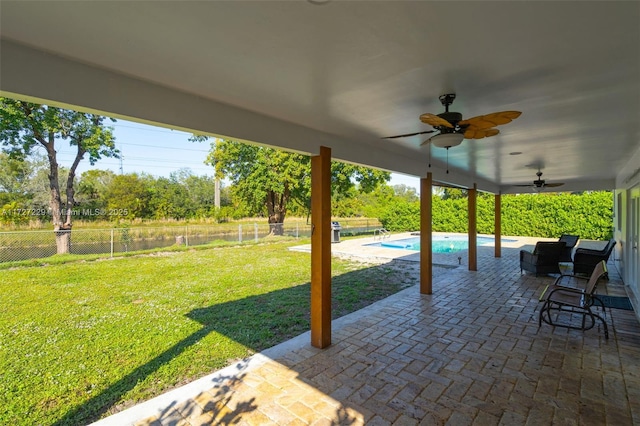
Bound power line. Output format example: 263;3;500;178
83;161;212;171
116;141;209;153
53;155;210;169
55;152;207;165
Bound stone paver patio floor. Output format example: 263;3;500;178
93;235;640;425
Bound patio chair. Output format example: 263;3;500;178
558;234;579;262
573;238;616;278
538;260;609;339
519;241;566;276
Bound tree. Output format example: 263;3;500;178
149;176;189;220
0;98;118;252
392;184;419;202
0;151;46;197
103;174;151;220
438;187;467;200
206;139;390;234
207;141;307;234
177;170;229;218
75;169;116;218
0;152;47;212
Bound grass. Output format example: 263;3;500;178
0;239;416;425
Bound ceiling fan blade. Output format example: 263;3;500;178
544;182;565;187
463;127;500;139
420;113;454;128
459;111;522;129
381;130;436;139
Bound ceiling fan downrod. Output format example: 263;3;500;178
439;93;456;113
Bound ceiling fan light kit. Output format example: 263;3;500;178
426;132;464;148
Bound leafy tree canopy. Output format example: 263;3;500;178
206;139;390;231
0;98;118;252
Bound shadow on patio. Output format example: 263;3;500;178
93;245;640;425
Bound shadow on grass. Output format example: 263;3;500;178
53;260;416;425
51;328;257;426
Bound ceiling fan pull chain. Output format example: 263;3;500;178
428;143;432;168
446;147;449;174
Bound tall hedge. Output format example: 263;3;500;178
379;191;613;240
379;199;421;232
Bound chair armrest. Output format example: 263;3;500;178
539;282;585;302
520;250;537;263
574;251;606;264
548;286;585;296
553;274;587;289
574;248;606;256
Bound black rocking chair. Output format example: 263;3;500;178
558;234;579;262
520;241;566;276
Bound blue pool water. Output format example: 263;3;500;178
368;235;516;253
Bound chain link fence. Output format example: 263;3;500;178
0;219;382;263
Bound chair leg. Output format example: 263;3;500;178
588;308;609;339
538;302;545;327
539;301;553;328
539;302;608;339
592;296;607;319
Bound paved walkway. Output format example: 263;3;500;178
93;234;640;425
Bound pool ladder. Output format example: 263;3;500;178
373;228;391;241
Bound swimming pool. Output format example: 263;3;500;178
367;235;516;253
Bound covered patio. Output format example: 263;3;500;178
2;2;639;424
94;240;640;425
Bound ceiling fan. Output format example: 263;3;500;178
383;93;522;148
515;171;565;191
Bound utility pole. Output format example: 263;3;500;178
215;178;221;209
119;145;124;175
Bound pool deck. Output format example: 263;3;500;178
288;232;608;268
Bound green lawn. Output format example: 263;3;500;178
0;239;416;425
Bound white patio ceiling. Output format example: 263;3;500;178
1;1;638;193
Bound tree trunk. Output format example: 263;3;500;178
51;133;84;255
266;189;289;236
55;228;72;254
268;211;285;236
45;134;72;254
64;143;85;228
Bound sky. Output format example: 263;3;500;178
53;120;421;193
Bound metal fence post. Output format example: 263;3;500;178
296;222;299;239
185;225;189;247
239;224;242;243
110;228;114;258
254;223;258;242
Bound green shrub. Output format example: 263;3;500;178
377;191;613;240
379;199;420;231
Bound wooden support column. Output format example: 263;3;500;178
310;146;331;348
495;193;502;258
420;173;433;294
468;183;477;271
